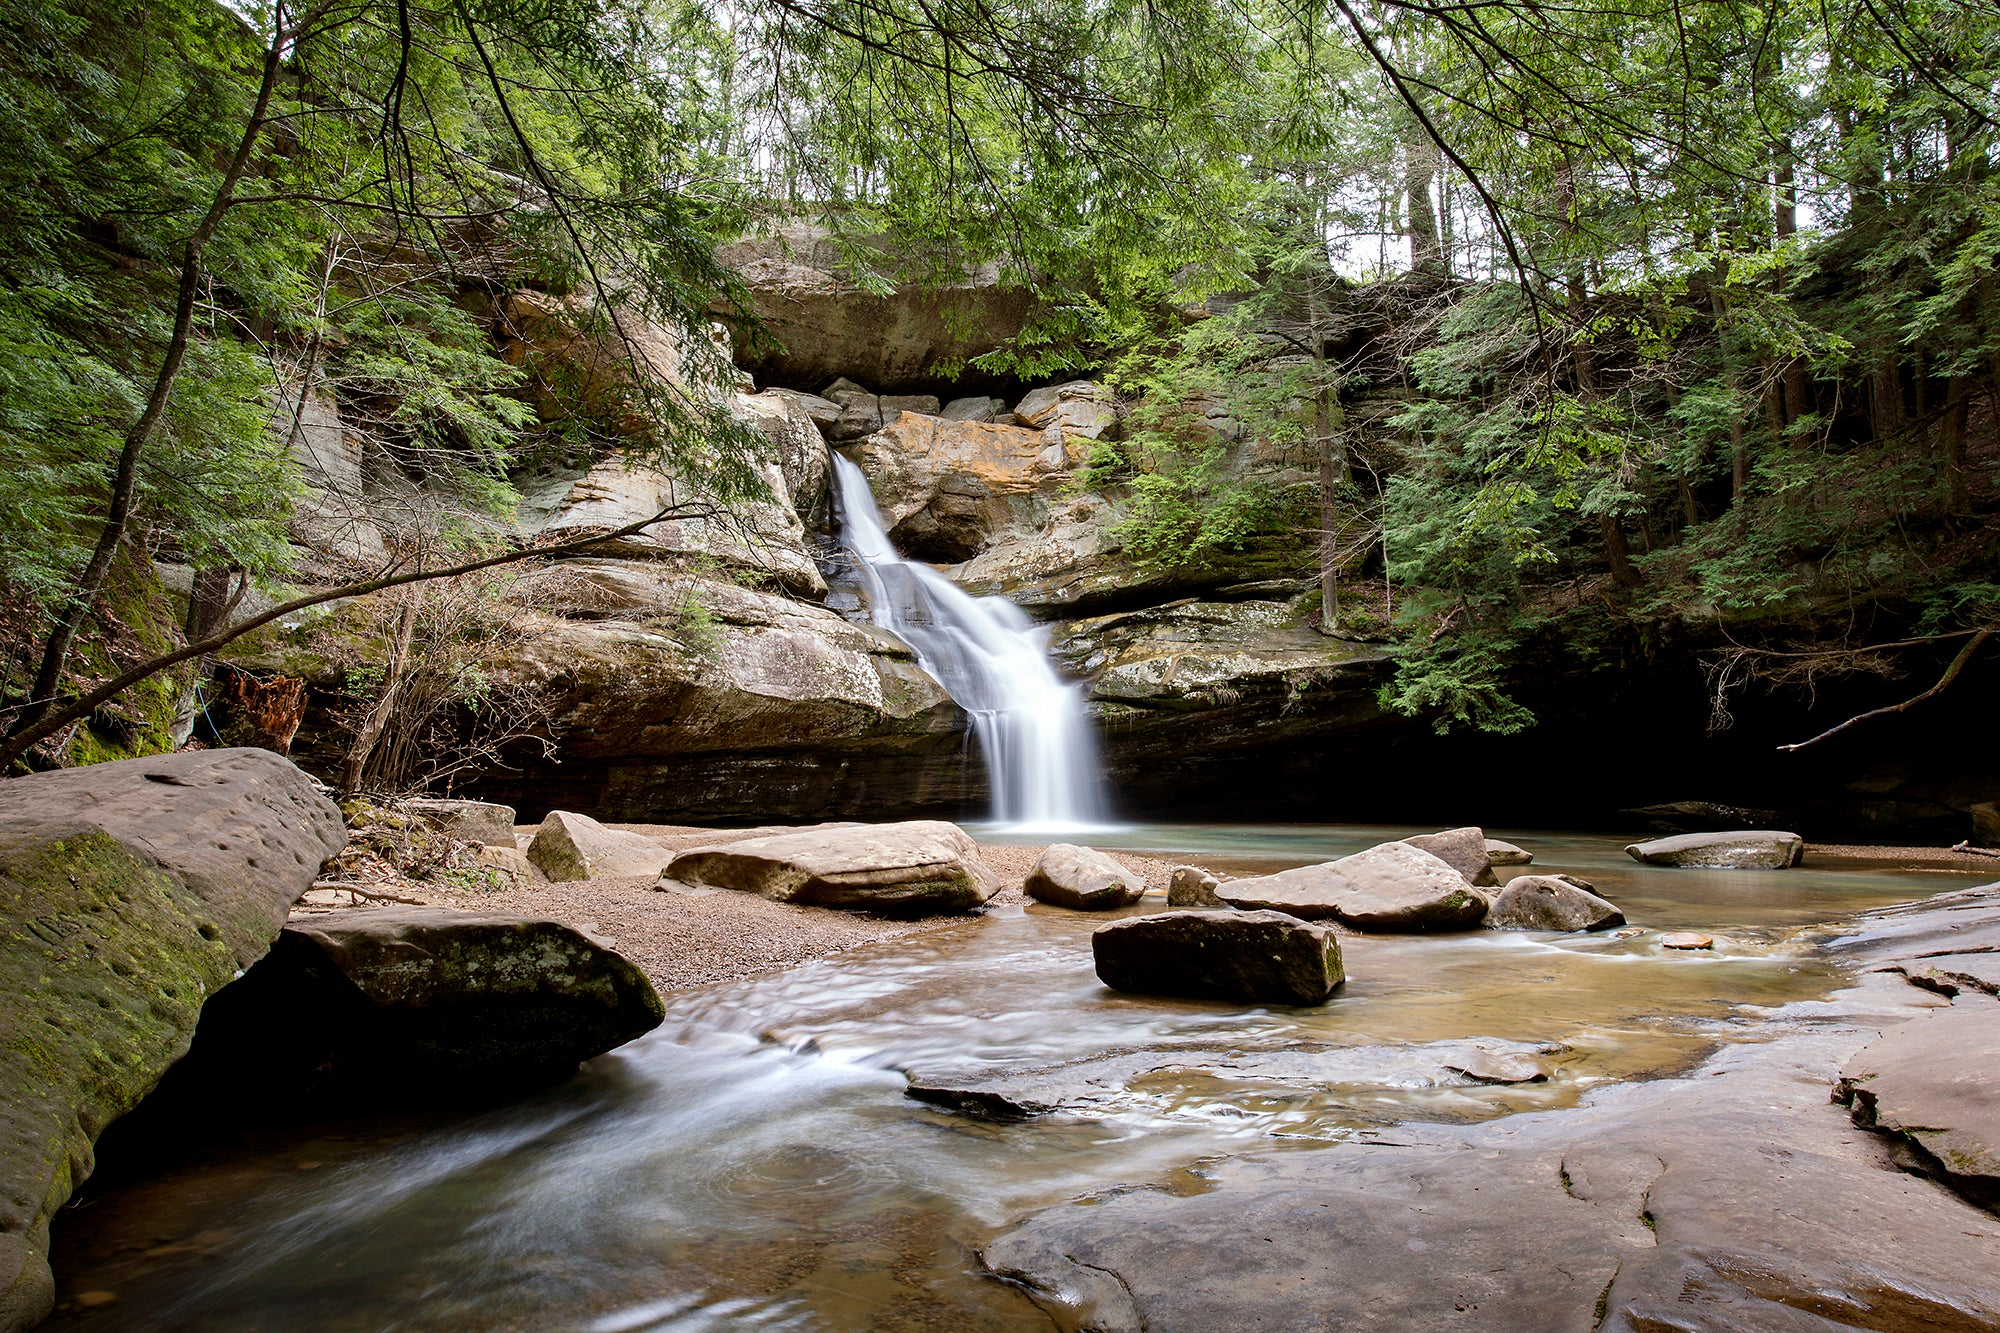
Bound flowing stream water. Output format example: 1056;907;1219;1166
46;828;1988;1332
828;451;1110;832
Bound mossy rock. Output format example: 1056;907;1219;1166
0;749;343;1331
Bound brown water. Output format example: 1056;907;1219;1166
46;827;1989;1331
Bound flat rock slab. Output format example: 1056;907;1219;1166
1092;909;1343;1006
528;811;673;882
0;749;343;1333
402;798;515;845
1486;875;1625;932
665;820;998;913
1624;829;1804;869
983;1014;2000;1332
1025;843;1142;910
1839;999;2000;1211
905;1038;1555;1118
1218;842;1489;932
1484;838;1533;866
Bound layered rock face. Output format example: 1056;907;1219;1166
714;225;1043;392
0;751;344;1333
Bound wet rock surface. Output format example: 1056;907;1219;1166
1625;829;1805;869
906;1038;1557;1119
1486;875;1625;932
1023;844;1143;910
984;886;2000;1333
1838;1000;2000;1211
0;751;343;1333
1166;864;1228;907
664;820;999;913
1216;842;1490;932
1091;909;1344;1005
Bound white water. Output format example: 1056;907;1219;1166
829;451;1113;831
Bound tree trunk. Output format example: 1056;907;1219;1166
1402;112;1444;277
169;567;237;747
1941;377;1972;517
341;592;420;796
1600;514;1640;589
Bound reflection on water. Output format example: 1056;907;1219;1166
47;827;1987;1331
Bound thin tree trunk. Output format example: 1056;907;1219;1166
7;28;289;748
1600;515;1640;589
341;592;420;796
1941;377;1972;517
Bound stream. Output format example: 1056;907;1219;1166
46;826;1988;1331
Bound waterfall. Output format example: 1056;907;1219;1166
828;451;1114;831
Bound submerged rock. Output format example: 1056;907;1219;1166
527;811;672;882
1024;844;1143;911
1486;876;1625;932
1401;826;1498;887
1091;909;1344;1006
1837;1001;2000;1212
0;750;343;1333
904;1037;1556;1119
1625;830;1804;869
665;820;999;913
1217;842;1489;932
1659;932;1715;950
1484;838;1534;866
1166;864;1228;908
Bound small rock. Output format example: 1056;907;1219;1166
1660;932;1715;950
1486;876;1625;932
1402;827;1499;887
1092;910;1345;1006
475;844;540;883
1025;844;1143;910
941;395;1003;423
1611;927;1644;940
1625;831;1804;870
526;810;673;882
1484;839;1534;867
1167;865;1229;908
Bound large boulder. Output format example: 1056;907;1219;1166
665;820;999;914
1837;1000;2000;1211
1024;844;1142;911
1091;910;1344;1006
1012;380;1120;463
1486;875;1625;932
1625;830;1804;869
715;225;1043;391
1217;842;1490;932
0;749;343;1333
128;907;665;1131
269;907;661;1086
841;411;1054;561
1401;826;1498;887
527;811;673;882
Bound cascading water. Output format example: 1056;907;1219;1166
829;450;1113;831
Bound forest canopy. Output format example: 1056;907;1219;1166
0;0;1995;764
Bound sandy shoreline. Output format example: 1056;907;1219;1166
296;827;1186;994
293;823;1994;996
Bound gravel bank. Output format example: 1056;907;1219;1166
294;826;1182;994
